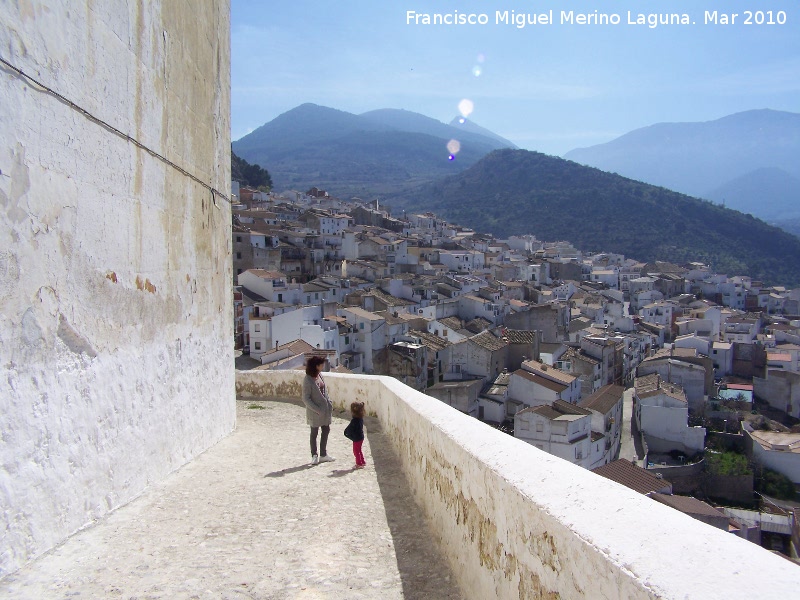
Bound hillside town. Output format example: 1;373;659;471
232;183;800;559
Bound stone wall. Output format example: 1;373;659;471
0;1;233;577
237;370;799;599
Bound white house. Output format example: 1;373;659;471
579;384;625;469
673;334;711;357
439;250;485;273
238;269;302;304
634;374;705;455
744;426;800;486
514;400;594;468
337;306;388;373
518;359;581;403
269;305;340;356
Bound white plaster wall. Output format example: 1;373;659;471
0;1;233;577
751;443;800;485
236;370;798;599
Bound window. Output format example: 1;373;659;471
236;252;242;259
536;423;543;432
360;323;364;330
236;236;242;242
254;324;260;332
519;420;529;431
254;342;261;350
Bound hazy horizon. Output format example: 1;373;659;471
232;0;800;156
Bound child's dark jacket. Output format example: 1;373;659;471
344;417;364;441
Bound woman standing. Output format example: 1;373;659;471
302;356;335;464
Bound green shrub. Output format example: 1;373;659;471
706;451;752;477
757;469;797;500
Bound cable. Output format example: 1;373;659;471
0;55;231;205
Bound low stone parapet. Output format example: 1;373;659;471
237;369;798;599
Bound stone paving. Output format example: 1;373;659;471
0;399;464;600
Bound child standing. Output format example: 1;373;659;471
343;402;366;468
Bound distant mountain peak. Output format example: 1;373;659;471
562;109;800;219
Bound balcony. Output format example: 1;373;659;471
2;370;796;598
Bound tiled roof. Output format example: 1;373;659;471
592;460;672;495
465;317;493;334
439;316;464;331
650;493;727;519
408;329;451;352
520;400;590;420
302;282;329;292
365;289;415;307
635;374;687;403
553;399;592;415
469;330;508;352
521;360;577;385
580;385;624;414
504;329;536;344
511;369;568;393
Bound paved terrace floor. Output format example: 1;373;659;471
0;399;464;600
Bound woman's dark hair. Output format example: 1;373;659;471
350;401;365;419
305;356;326;376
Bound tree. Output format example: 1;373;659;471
231;150;272;190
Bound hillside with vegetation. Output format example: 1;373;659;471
231;104;513;196
231;151;272;190
388;149;800;286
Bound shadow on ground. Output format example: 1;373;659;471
367;416;465;600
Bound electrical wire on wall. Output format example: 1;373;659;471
0;55;230;208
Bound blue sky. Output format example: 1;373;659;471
231;0;799;155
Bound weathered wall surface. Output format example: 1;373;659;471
237;370;799;600
0;1;233;577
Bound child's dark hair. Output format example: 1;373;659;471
350;401;365;419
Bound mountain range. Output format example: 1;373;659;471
386;149;800;286
563;109;800;223
232;104;515;196
232;104;800;284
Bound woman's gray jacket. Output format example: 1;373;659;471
302;375;333;427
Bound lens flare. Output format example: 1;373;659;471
477;53;486;63
472;66;482;77
458;99;474;117
447;139;461;155
448;154;456;161
458;117;466;124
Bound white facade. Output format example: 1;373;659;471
674;334;711;357
636;390;706;454
270;306;339;355
745;428;800;485
508;370;564;408
249;316;272;359
439;250;485;273
515;406;593;467
0;1;233;577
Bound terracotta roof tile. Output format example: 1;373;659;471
592;460;672;495
580;385;625;414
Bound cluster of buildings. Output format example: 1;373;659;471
231;184;800;506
